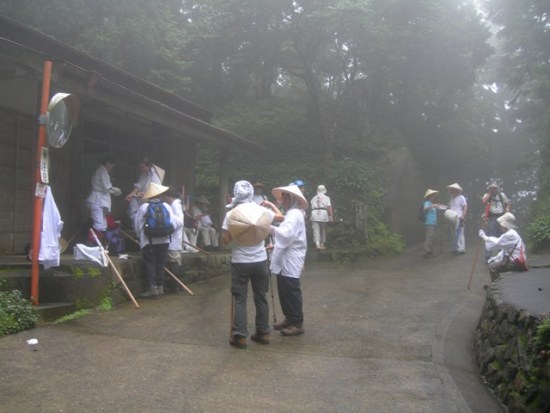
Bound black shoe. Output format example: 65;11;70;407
139;287;159;299
229;335;247;349
281;325;305;336
251;332;270;345
273;319;290;331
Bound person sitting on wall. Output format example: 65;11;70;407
478;212;528;281
187;195;219;251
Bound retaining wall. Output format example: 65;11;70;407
474;284;550;413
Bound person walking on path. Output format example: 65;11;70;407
134;182;176;299
478;212;527;281
310;184;333;250
422;189;442;258
447;183;468;254
86;157;121;243
222;181;283;349
267;184;309;336
482;183;510;260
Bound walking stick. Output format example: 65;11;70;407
89;229;140;308
118;228;194;296
266;238;277;324
182;239;210;255
229;293;235;340
467;204;490;290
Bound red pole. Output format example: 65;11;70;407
30;61;52;306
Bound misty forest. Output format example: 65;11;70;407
2;0;549;253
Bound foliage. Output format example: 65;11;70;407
0;0;506;250
53;296;113;324
535;317;550;353
527;215;550;252
481;0;550;232
365;215;404;256
0;283;38;336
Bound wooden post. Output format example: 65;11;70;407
30;60;52;306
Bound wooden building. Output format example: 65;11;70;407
0;15;261;254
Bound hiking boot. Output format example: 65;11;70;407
251;332;270;345
281;325;305;336
273;319;290;331
139;286;159;299
229;335;247;349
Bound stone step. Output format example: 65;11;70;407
35;302;77;322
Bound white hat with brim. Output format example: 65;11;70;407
227;203;272;246
497;212;517;229
448;183;463;192
487;183;499;190
317;185;327;194
272;185;309;210
424;189;439;199
143;182;170;199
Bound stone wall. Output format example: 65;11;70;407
474;285;550;413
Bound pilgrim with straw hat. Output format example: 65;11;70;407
264;184;309;336
133;182;176;299
447;183;468;254
422;188;443;258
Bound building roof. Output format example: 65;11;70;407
0;14;263;152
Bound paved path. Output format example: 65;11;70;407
0;246;504;413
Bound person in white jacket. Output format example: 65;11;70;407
134;183;176;299
86;157;121;242
479;212;528;281
265;184;309;336
164;189;185;292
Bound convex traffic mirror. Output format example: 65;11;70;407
46;93;80;148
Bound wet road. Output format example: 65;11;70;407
0;246;504;412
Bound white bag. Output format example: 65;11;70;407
73;244;108;267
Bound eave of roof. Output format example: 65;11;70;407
0;14;264;153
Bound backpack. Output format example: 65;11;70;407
418;203;426;222
143;201;174;242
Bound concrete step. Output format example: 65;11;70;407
35;302;77;322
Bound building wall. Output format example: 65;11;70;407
0;107;35;253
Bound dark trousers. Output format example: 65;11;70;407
142;243;169;288
231;261;270;337
276;274;303;326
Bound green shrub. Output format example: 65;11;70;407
0;287;38;336
527;215;550;251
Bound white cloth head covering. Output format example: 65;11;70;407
317;185;327;194
227;180;254;209
497;212;517;229
272;185;309;210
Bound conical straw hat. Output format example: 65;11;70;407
228;203;272;246
424;189;439;198
152;164;165;183
271;185;309;210
142;182;169;199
